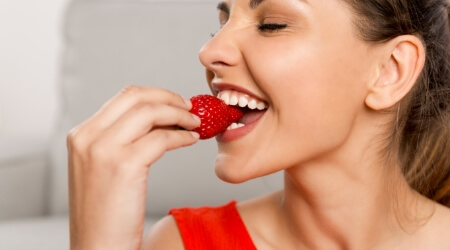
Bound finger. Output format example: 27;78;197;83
101;103;200;145
126;129;199;167
90;86;191;131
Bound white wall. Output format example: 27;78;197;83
0;0;68;157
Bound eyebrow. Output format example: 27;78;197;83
217;2;230;14
216;0;266;13
218;0;305;13
250;0;308;9
249;0;265;8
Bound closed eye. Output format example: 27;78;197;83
257;23;288;32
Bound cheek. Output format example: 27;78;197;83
216;35;374;181
249;41;369;156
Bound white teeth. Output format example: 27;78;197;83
248;99;257;109
238;96;249;107
257;102;266;110
218;90;268;110
229;94;239;106
227;122;245;130
220;91;230;105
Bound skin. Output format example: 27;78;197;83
67;87;201;250
67;0;450;249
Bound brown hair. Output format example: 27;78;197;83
342;0;450;207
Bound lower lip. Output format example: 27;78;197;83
216;111;265;143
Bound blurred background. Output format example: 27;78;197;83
0;0;63;143
0;0;283;249
0;0;67;220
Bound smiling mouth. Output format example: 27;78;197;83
217;90;268;131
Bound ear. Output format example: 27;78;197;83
365;35;425;110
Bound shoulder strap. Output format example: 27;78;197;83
169;201;257;250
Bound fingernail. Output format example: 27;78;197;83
184;98;192;109
190;131;200;140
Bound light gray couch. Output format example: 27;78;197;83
0;1;282;249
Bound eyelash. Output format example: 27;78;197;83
210;23;287;37
257;23;287;32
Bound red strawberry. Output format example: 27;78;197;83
190;95;244;139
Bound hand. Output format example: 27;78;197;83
67;86;200;250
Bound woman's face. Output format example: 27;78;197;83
199;0;379;183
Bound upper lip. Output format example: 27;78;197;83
211;83;267;103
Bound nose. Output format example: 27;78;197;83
198;24;242;74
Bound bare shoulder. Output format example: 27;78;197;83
418;203;450;250
141;215;184;250
236;191;284;248
434;204;450;239
237;191;283;215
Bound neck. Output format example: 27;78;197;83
278;148;433;250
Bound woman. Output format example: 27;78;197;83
68;0;450;249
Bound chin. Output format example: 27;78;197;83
213;154;258;184
214;162;251;184
213;152;280;184
215;169;249;184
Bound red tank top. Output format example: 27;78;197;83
169;201;257;250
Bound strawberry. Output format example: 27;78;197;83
190;95;244;139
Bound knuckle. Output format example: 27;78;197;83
67;125;88;153
153;130;171;144
136;102;156;113
67;125;112;164
66;127;78;145
169;92;185;104
167;90;180;99
120;85;142;97
133;103;158;122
